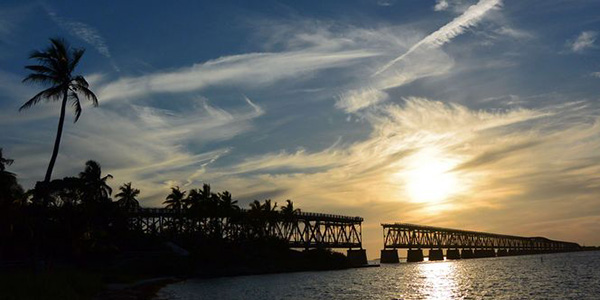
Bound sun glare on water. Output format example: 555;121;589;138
402;148;461;204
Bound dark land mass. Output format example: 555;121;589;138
1;235;352;300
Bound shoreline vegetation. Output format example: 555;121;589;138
1;149;355;300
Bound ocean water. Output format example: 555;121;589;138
157;251;600;299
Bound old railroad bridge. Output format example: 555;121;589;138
127;208;368;264
127;208;581;265
380;223;582;263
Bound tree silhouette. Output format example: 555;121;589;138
20;38;98;183
218;191;239;215
164;186;186;210
199;184;218;214
0;148;24;207
79;160;113;204
280;200;300;219
115;182;140;210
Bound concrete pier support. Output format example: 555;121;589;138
347;249;368;266
496;249;509;256
461;249;474;259
407;249;424;262
429;249;444;261
446;249;461;259
380;249;399;263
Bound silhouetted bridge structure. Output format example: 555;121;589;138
380;223;582;263
127;208;368;264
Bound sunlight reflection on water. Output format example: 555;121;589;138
417;261;457;299
158;251;600;300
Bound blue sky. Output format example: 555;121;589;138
1;0;600;255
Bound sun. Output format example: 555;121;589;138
402;148;460;204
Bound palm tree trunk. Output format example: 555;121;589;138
44;88;68;183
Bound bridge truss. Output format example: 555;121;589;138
128;208;363;249
382;223;580;252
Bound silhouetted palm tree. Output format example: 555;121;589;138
184;188;200;210
249;200;262;213
280;200;300;219
263;199;278;213
218;191;239;215
115;182;140;210
20;38;98;183
79;160;113;203
164;186;186;210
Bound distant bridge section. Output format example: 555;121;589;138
380;223;581;263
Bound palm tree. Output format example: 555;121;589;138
218;191;239;215
20;38;98;183
184;188;201;210
199;184;219;214
249;200;262;213
280;200;300;219
79;160;113;203
163;186;186;210
115;182;140;210
262;199;278;214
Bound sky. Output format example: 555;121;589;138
1;0;600;257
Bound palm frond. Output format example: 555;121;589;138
22;73;59;85
69;48;85;72
50;38;69;59
69;92;82;122
29;50;54;61
72;75;89;88
19;86;63;111
72;83;98;106
25;65;57;75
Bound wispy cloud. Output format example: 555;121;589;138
97;49;378;102
335;88;389;113
434;0;450;11
47;11;111;58
44;8;120;72
495;26;533;40
569;31;597;53
373;0;502;76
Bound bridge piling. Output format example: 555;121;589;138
407;249;424;262
380;249;400;263
428;249;444;261
347;249;368;266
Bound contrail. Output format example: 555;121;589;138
373;0;502;76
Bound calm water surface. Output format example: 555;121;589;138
158;251;600;299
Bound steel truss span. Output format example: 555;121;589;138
127;208;363;249
382;223;581;252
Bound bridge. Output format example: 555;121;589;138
380;223;582;263
127;208;368;265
